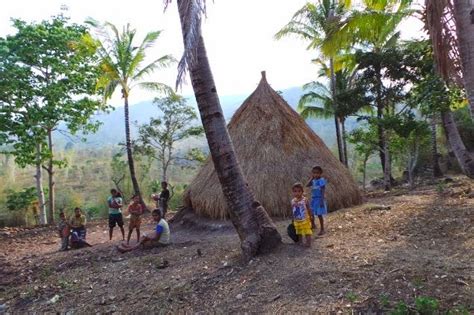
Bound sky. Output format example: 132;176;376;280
0;0;425;105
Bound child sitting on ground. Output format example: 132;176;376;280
306;166;327;236
117;209;170;253
291;182;313;247
126;194;145;245
69;207;92;249
57;212;70;251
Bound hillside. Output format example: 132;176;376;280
56;86;351;150
1;177;472;313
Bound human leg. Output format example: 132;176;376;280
318;215;325;235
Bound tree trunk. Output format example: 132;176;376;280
430;116;443;177
176;0;281;259
124;95;142;201
34;143;47;224
453;0;474;120
382;129;391;191
362;156;367;191
341;118;348;167
46;129;55;224
441;109;474;177
329;58;344;164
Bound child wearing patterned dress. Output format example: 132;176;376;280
306;166;327;236
291;182;313;247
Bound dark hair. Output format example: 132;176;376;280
111;189;117;194
152;209;162;217
292;182;304;191
161;181;168;186
74;207;82;213
312;166;323;173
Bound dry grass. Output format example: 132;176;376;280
184;72;362;219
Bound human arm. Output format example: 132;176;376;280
306;177;313;188
319;180;326;207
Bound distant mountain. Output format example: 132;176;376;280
56;86;357;150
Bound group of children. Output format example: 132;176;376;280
289;166;327;248
57;181;171;252
57;207;92;251
57;170;326;252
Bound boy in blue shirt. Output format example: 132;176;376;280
306;166;327;236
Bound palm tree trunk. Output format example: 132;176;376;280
441;109;474;177
176;1;281;259
341;118;348;167
453;0;474;120
382;129;391;191
46;129;55;224
35;143;47;224
124;95;142;201
329;58;344;164
430;116;443;177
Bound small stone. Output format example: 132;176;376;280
236;294;243;300
49;295;60;304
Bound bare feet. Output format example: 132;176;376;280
318;230;325;236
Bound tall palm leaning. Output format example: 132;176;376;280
453;0;474;120
164;0;281;260
321;0;413;189
87;20;175;201
424;0;474;177
275;1;351;165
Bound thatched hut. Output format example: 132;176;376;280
183;71;362;219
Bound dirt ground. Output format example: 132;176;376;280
0;177;473;313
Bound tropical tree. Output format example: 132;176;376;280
275;0;352;165
322;0;414;190
424;0;474;177
297;61;371;165
134;94;203;181
348;125;378;190
0;16;104;223
164;0;281;260
452;0;474;119
87;20;175;204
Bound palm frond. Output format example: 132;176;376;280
132;55;176;81
137;82;174;95
163;0;207;89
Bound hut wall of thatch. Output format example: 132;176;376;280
183;72;362;219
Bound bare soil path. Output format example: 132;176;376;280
1;177;473;313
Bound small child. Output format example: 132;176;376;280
291;182;313;247
151;181;170;218
57;212;70;251
127;194;144;244
306;166;328;236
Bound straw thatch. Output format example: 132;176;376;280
183;71;362;219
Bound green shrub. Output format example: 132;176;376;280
415;296;439;315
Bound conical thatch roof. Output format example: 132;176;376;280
183;72;362;219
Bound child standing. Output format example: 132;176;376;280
127;194;144;244
108;189;125;241
291;182;313;247
151;181;170;218
57;212;70;251
306;166;327;236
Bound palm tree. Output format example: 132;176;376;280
322;0;413;190
87;20;175;201
424;0;474;177
275;1;351;165
453;0;474;120
164;0;281;260
298;61;370;165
